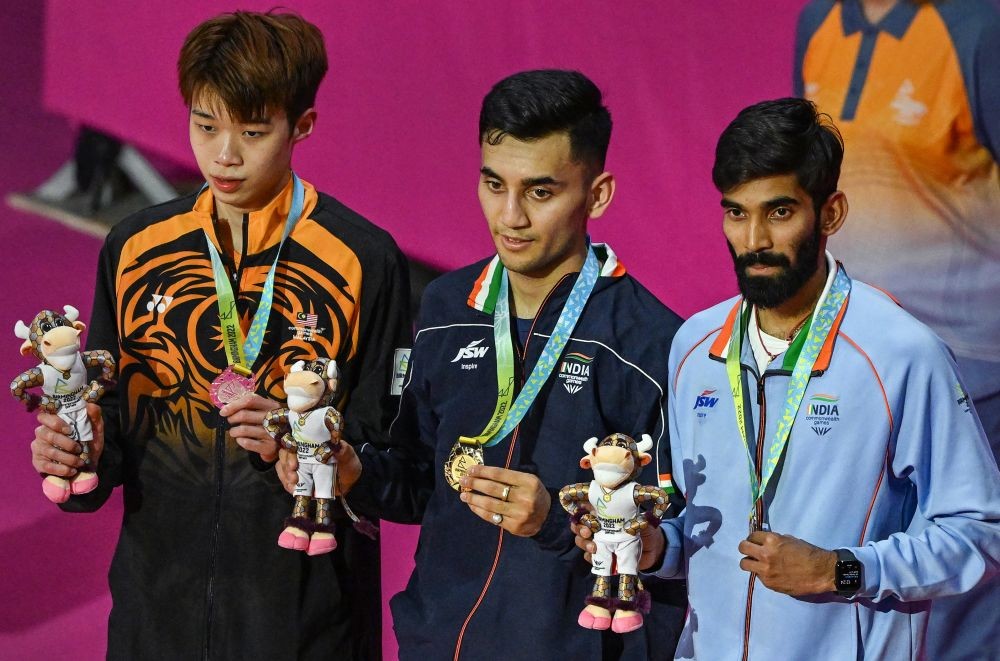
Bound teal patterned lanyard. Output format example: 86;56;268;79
475;245;600;448
726;265;851;526
204;173;304;372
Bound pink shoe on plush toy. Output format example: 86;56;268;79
42;475;71;503
578;606;612;630
306;533;337;556
278;527;310;551
611;612;644;633
70;472;98;495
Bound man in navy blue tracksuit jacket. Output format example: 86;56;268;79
302;69;687;660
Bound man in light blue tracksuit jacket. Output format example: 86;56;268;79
577;98;1000;659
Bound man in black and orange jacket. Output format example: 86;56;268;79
29;11;410;660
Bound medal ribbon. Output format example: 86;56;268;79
459;245;600;449
204;173;305;375
725;265;850;522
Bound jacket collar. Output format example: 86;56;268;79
193;175;318;256
466;243;626;314
708;262;850;373
840;0;918;39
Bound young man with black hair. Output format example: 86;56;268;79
304;69;687;660
28;11;410;660
576;97;1000;659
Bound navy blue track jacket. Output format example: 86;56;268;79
349;245;687;661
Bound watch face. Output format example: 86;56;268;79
836;561;862;594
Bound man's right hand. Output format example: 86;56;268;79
31;402;104;477
276;438;362;496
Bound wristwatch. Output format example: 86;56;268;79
834;549;862;597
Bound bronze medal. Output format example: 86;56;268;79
210;365;255;409
445;440;484;491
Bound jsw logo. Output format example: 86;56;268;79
694;389;720;410
451;339;489;363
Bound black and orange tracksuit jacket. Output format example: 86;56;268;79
63;177;411;660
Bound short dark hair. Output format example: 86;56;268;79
479;70;612;172
712;98;843;211
178;11;328;125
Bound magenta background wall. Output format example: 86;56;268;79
5;2;801;658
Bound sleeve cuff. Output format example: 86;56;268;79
247;452;285;491
531;487;575;553
249;452;278;472
645;519;685;579
342;444;380;516
848;544;882;598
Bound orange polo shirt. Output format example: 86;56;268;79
796;0;1000;360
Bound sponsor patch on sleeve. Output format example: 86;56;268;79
391;348;411;396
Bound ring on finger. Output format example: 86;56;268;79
500;485;511;502
491;512;503;525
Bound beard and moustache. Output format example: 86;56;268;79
728;225;822;308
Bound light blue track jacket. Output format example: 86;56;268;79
653;268;1000;660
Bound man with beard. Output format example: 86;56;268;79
576;98;1000;659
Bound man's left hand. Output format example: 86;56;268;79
459;465;550;537
738;530;837;596
220;394;282;462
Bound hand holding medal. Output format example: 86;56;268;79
457;463;551;537
211;364;256;408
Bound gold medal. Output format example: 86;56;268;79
603;493;612;502
445;439;484;491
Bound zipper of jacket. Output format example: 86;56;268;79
203;213;247;659
741;372;767;661
451;274;570;661
203;424;226;660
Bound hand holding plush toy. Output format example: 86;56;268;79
559;433;669;634
263;358;345;556
11;306;115;503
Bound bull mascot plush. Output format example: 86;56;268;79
560;432;670;633
11;306;115;503
263;358;348;556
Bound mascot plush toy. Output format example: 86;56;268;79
11;306;115;503
263;358;346;556
559;433;670;633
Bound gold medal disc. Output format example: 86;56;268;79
445;441;484;491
